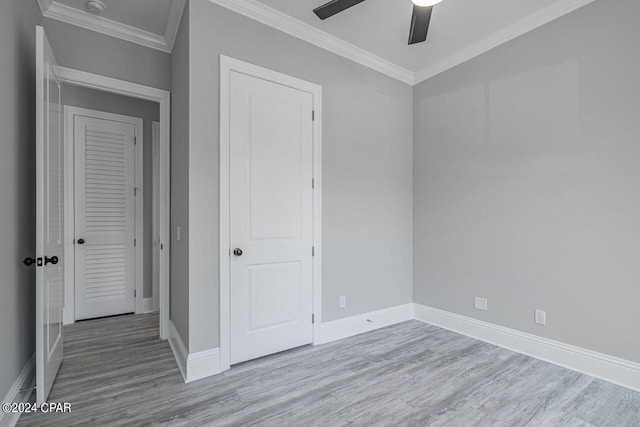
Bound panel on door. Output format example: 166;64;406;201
230;71;314;365
74;115;136;320
35;26;64;404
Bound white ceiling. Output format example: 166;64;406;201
55;0;173;35
38;0;596;83
37;0;185;52
256;0;587;73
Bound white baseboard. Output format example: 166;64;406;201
168;321;221;383
186;348;221;383
143;298;154;314
314;303;413;345
0;354;35;427
168;321;188;381
413;303;640;393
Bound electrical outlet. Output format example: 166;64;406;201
339;296;346;309
176;226;181;241
535;309;546;325
474;297;488;311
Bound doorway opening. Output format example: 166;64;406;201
57;66;171;340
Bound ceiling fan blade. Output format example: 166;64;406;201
408;5;433;45
313;0;367;20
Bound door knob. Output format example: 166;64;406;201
77;238;85;244
44;256;59;265
233;248;243;256
23;257;37;267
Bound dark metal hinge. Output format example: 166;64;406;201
312;178;314;189
134;137;137;145
312;246;315;257
134;289;137;298
312;314;315;324
134;239;137;247
312;110;315;121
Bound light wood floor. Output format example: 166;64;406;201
19;313;640;426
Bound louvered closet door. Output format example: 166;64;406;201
74;115;136;320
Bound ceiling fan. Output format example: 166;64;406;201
313;0;442;45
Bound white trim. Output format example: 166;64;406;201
219;55;323;372
205;0;596;86
413;0;597;84
62;106;143;319
38;0;595;85
63;107;75;326
0;354;35;427
37;0;173;53
314;304;413;345
164;0;187;51
151;121;161;313
168;321;221;383
57;66;171;340
206;0;413;85
186;348;222;383
143;298;154;314
134;115;144;315
168;321;188;381
413;303;640;393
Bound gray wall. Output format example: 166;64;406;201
0;0;41;401
42;18;171;91
184;0;413;352
413;0;640;363
170;2;190;348
63;85;159;299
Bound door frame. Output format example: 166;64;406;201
219;55;323;371
57;66;171;340
64;106;143;322
152;121;161;313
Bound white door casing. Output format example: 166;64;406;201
35;26;64;404
222;56;322;366
73;112;141;320
56;66;171;340
152;121;160;312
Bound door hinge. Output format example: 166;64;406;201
160;243;164;250
312;314;315;324
312;246;315;257
312;178;314;189
312;110;315;121
134;136;137;145
134;289;137;298
134;238;137;247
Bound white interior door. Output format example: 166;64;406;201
73;113;136;320
35;26;64;404
229;71;314;365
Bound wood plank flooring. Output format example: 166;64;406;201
18;314;640;426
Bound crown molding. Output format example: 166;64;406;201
205;0;415;85
413;0;597;84
164;0;187;51
36;0;182;53
38;0;596;84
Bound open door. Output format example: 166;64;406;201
35;25;64;404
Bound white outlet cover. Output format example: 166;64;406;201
535;309;546;325
474;297;488;311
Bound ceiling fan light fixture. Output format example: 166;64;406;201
86;0;106;15
411;0;442;7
